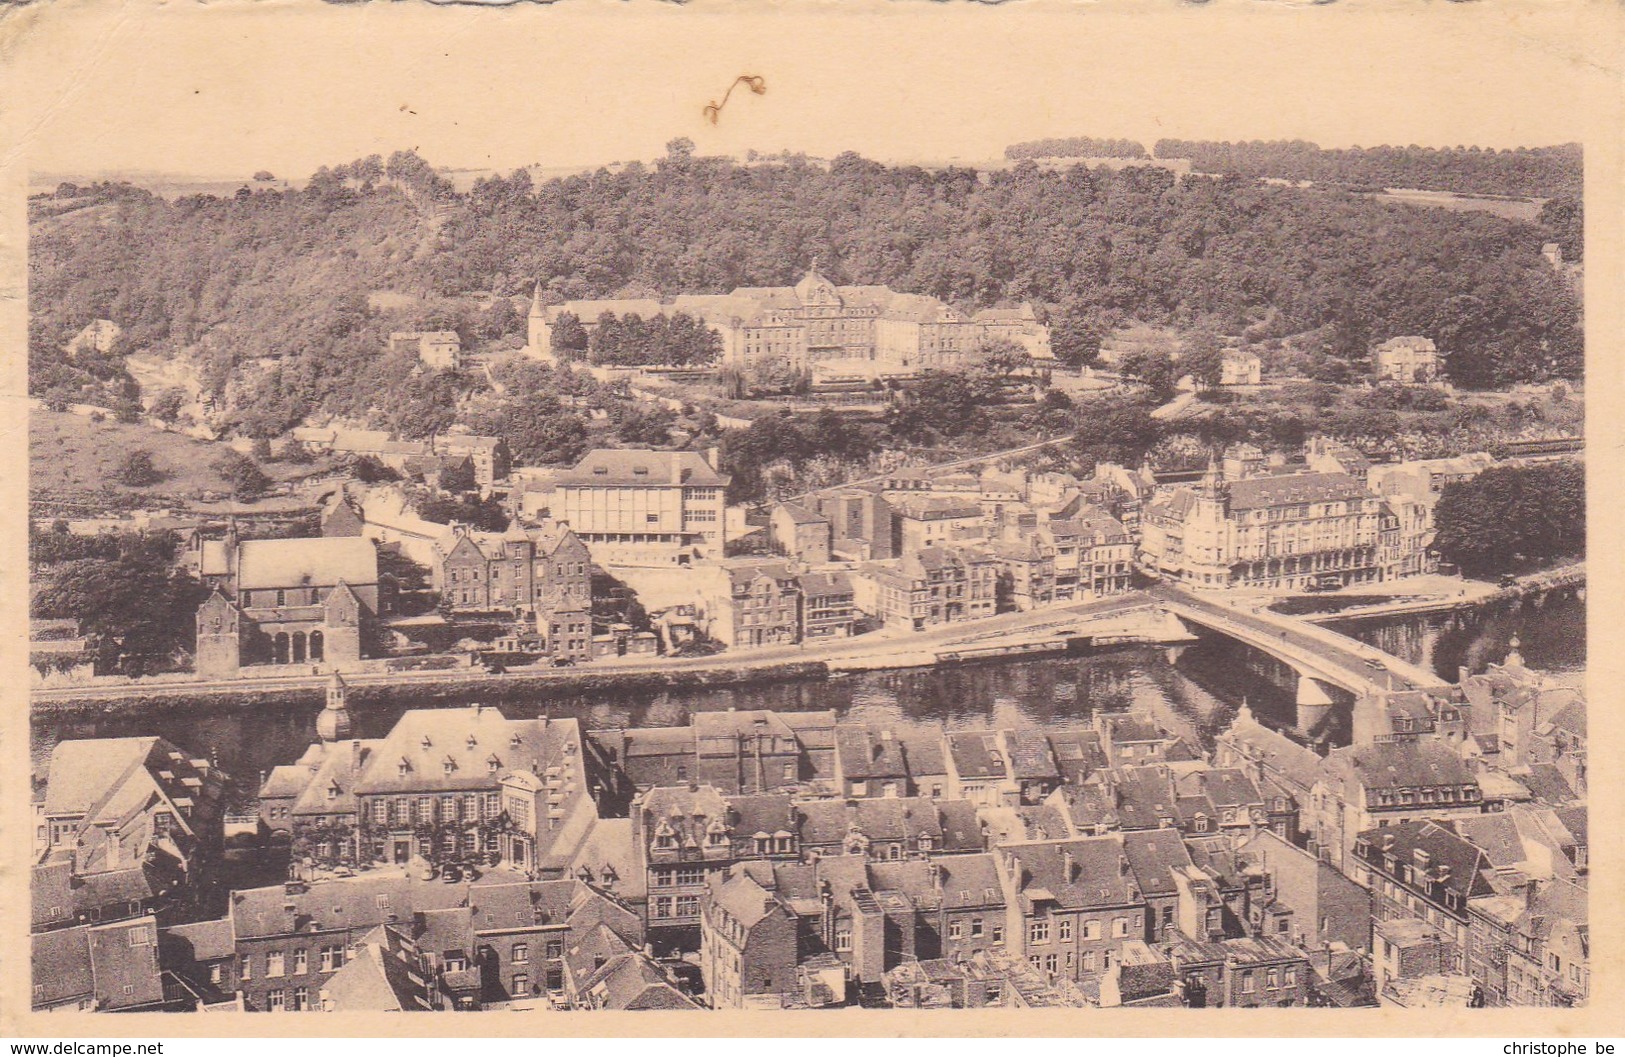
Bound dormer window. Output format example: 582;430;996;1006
510;733;522;748
487;754;501;774
466;735;478;750
420;736;432;751
397;758;411;778
443;757;457;776
326;783;340;801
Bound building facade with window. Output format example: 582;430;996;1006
1138;461;1391;591
257;705;611;873
554;449;730;565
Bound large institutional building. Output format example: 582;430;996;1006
526;267;1053;375
1137;455;1407;591
554;448;731;566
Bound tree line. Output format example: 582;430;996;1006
1150;139;1581;199
1005;137;1149;161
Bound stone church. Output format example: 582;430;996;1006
194;532;380;678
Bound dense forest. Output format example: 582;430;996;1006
29;145;1582;438
1150;140;1582;200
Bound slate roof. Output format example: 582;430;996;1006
1226;472;1374;512
230;874;474;940
800;570;854;600
1218;709;1324;792
835;725;909;781
1121;828;1194;897
775;501;826;526
581;953;700;1010
1356;820;1493;903
321;925;436;1011
1047;729;1107;784
1005;730;1060;781
32;925;95;1008
1323;739;1476;793
1112;767;1180;830
88;917;164;1010
947;731;1009;781
354;707;586;797
1005;835;1138;911
557;449;728;488
235;537;378;590
468;879;577;934
1518;764;1579;805
706;871;783;932
1053;783;1121;834
1451;813;1530;870
936;799;984;852
796;797;943;848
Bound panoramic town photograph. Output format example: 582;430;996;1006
26;132;1586;1016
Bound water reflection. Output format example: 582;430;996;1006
31;588;1584;799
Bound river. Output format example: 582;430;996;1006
29;587;1584;798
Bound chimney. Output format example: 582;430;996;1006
1062;848;1076;882
671;452;683;485
1118;854;1131;877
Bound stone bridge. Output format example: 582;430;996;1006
1142;583;1452;739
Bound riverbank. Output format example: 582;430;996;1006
29;660;833;720
30;593;1166;713
1290;563;1584;624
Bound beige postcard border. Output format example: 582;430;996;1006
1;0;1620;1038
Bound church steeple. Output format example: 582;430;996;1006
316;670;352;742
1197;453;1225;498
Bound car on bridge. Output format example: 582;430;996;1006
1364;658;1387;671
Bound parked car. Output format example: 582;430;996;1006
441;865;463;884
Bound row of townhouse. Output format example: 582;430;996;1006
144;872;692;1013
695;823;1325;1010
597;708;1193;806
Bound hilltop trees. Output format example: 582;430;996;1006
27;145;1583;444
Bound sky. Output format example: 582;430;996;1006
3;0;1614;182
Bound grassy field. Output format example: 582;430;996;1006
30;411;319;500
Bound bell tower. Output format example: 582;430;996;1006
316;670;353;742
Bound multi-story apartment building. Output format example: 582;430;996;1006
866;546;997;631
996;836;1150;985
800;570;857;640
631;785;802;939
1041;513;1135;601
432;520;592;619
1308;739;1484;874
705;560;803;648
990;537;1056;612
1352;821;1493;976
554;449;729;565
